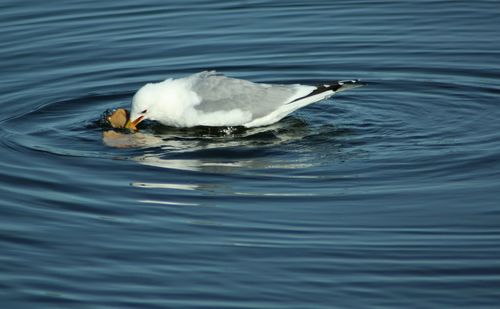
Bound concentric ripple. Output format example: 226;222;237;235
1;1;500;308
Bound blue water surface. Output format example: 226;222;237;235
1;1;500;308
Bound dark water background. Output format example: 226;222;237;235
1;1;500;307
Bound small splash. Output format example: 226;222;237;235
148;122;248;137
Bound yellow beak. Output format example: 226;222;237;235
125;115;144;131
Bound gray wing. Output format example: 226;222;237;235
190;71;299;119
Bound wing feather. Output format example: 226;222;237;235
190;71;299;119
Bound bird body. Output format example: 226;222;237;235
128;71;361;129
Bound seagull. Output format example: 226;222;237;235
126;71;362;130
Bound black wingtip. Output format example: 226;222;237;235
288;79;364;104
317;79;364;92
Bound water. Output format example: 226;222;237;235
1;1;500;307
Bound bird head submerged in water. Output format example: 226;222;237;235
125;71;363;129
125;81;161;130
125;102;149;131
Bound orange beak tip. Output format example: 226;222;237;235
124;119;134;130
125;116;144;131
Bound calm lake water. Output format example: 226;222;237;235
1;1;500;307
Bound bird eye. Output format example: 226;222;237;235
141;109;147;114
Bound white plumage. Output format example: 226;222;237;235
129;71;361;128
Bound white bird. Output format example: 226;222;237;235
126;71;362;129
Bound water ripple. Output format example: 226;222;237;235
2;1;500;308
